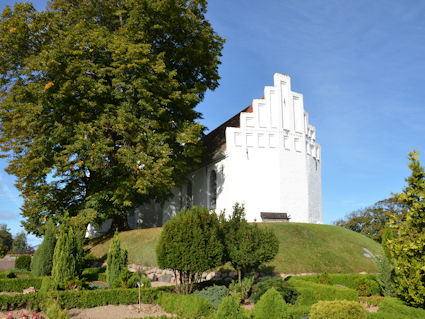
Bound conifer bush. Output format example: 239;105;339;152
309;300;367;319
156;206;224;294
194;285;229;309
51;219;83;285
31;219;57;276
253;288;287;319
106;230;128;287
215;295;245;319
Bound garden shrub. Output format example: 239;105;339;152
374;255;396;297
288;278;358;306
112;268;139;288
51;219;83;285
229;277;253;301
43;297;69;319
0;293;42;311
0;270;30;278
31;219;57;277
354;277;380;296
250;276;297;304
359;296;384;308
298;273;379;290
0;277;43;292
286;304;311;319
15;255;31;270
106;230;128;287
158;292;215;318
156;206;224;294
81;267;106;282
194;284;229;309
6;271;16;279
368;297;425;319
253;287;287;319
40;276;57;293
309;300;366;319
215;295;244;319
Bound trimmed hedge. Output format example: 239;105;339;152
288;278;359;306
158;292;215;318
0;293;42;311
309;300;367;319
367;297;425;319
0;270;31;278
0;277;44;292
298;274;379;290
15;255;32;271
81;267;106;282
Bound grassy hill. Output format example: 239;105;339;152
88;223;383;274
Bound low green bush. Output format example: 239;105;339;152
354;277;380;297
309;300;367;319
359;296;385;307
6;271;16;279
98;272;107;282
298;274;378;290
158;292;215;318
39;276;57;293
286;304;311;319
367;297;425;319
194;285;229;309
0;277;43;292
0;270;31;278
250;276;297;304
215;295;244;319
288;278;358;306
15;255;32;270
43;297;69;319
81;267;106;282
229;277;253;301
0;293;42;311
253;288;287;319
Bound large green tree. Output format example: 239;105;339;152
387;151;425;308
0;0;224;235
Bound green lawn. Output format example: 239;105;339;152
88;223;383;273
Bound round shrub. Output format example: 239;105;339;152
354;277;380;296
250;276;297;304
309;300;367;319
253;287;287;319
216;295;244;319
15;255;31;270
6;271;16;278
194;285;229;309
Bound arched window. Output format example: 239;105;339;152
209;170;217;210
186;181;192;209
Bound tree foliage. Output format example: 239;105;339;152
106;230;128;287
334;197;405;242
51;217;83;285
0;0;224;234
387;151;425;308
11;231;30;254
31;218;57;276
156;206;224;294
0;224;13;256
222;203;279;284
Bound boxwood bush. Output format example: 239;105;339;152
250;276;297;304
158;292;215;318
0;277;43;292
0;293;42;311
309;300;366;319
253;288;287;319
354;277;380;296
0;270;31;278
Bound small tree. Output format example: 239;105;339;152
51;218;83;285
253;288;287;319
106;230;128;287
11;232;29;254
156;206;224;294
223;203;279;284
31;219;57;276
387;151;425;308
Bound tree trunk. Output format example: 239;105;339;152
238;270;242;286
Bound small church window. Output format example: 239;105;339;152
186;181;193;209
209;170;217;210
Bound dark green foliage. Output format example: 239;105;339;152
309;300;367;319
229;277;253;302
194;285;229;309
215;295;245;319
0;293;42;311
106;231;128;286
61;276;89;291
354;277;380;297
31;219;57;277
11;232;30;254
51;219;83;285
0;270;30;278
381;227;393;260
81;267;106;282
43;297;69;319
158;292;215;318
0;0;224;235
367;297;425;319
15;255;31;270
156;206;224;294
333;197;404;242
112;268;140;288
0;277;43;292
387;151;425;308
374;255;396;297
253;287;287;319
288;278;359;306
0;225;12;256
6;271;16;279
250;276;297;304
40;276;57;293
222;204;279;283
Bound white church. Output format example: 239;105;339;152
88;73;322;236
129;73;322;227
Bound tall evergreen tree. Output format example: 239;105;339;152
31;219;57;276
106;230;128;286
0;0;224;235
51;217;83;285
387;151;425;308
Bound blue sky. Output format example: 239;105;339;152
1;0;425;246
